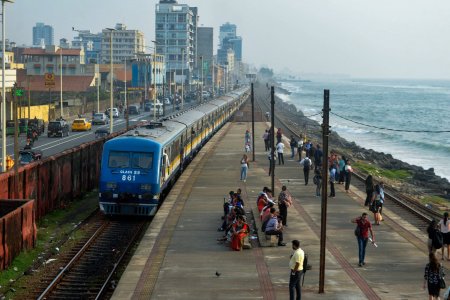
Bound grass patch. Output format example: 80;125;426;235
0;192;99;295
354;161;411;181
420;195;449;208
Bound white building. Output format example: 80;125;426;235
101;23;145;64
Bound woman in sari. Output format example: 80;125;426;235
231;215;249;251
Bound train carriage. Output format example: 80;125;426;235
99;87;249;216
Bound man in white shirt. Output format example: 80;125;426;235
276;141;285;165
289;239;304;300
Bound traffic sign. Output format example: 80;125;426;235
45;73;55;88
15;88;24;97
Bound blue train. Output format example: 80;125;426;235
99;88;249;216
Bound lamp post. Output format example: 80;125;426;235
59;47;63;117
151;40;158;120
181;48;184;110
200;56;204;103
105;28;116;133
1;0;13;172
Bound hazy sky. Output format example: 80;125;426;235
6;0;450;79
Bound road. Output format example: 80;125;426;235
0;101;197;160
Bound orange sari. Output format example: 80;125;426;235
231;223;249;251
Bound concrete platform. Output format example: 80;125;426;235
112;121;436;300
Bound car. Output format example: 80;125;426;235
92;113;109;125
163;98;171;105
48;120;70;137
28;118;45;135
106;107;119;118
71;118;92;132
202;91;210;100
127;105;140;115
147;102;163;115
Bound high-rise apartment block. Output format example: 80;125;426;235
155;0;197;88
101;23;145;64
217;22;242;64
33;22;54;47
72;30;103;64
197;27;213;85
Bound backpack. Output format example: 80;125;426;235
433;231;444;250
303;253;311;273
304;159;311;168
313;175;318;185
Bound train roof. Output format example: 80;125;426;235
116;121;186;144
170;110;205;127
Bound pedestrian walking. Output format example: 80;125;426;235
262;130;269;151
344;161;353;193
313;169;322;197
371;184;383;225
329;167;336;197
289;240;305;300
289;135;297;158
351;212;375;267
427;219;439;254
300;156;312;185
338;156;346;184
423;252;445;300
313;144;323;170
240;154;249;182
297;138;304;161
268;149;276;176
278;185;292;227
365;175;374;206
276;141;285;165
276;128;283;144
245;129;251;144
439;212;450;261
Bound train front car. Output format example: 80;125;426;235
99;136;162;216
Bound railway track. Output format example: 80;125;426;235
255;90;441;232
35;219;146;300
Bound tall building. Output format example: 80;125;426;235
217;22;242;64
197;27;213;85
33;22;54;47
155;0;197;90
101;23;145;64
218;22;236;47
72;30;103;64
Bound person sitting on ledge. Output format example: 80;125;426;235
230;215;249;251
265;208;286;246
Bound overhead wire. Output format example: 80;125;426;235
330;111;450;133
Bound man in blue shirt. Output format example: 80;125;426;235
265;208;286;246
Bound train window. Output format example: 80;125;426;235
109;151;130;168
131;152;153;169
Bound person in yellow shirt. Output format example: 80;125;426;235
289;239;304;300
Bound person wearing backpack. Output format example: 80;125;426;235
289;239;304;300
351;212;375;267
300;156;312;185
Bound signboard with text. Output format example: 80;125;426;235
44;73;55;88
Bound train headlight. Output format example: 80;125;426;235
141;184;152;191
106;182;117;189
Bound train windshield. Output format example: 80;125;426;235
108;151;153;169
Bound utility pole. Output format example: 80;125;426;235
319;89;330;293
270;86;275;194
12;83;19;198
251;83;255;162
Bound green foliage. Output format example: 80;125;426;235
420;195;449;207
353;161;411;180
0;193;98;294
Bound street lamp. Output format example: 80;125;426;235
151;40;158;120
105;28;116;133
1;0;13;172
181;48;184;109
59;47;63;117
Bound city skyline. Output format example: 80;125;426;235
5;0;450;79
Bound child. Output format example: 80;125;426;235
313;169;322;197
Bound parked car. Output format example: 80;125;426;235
106;107;119;118
163;98;171;105
202;91;211;100
92;113;109;125
128;105;140;115
48;120;70;137
148;102;163;115
28;118;45;135
71;118;92;132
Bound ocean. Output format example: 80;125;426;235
278;79;450;181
